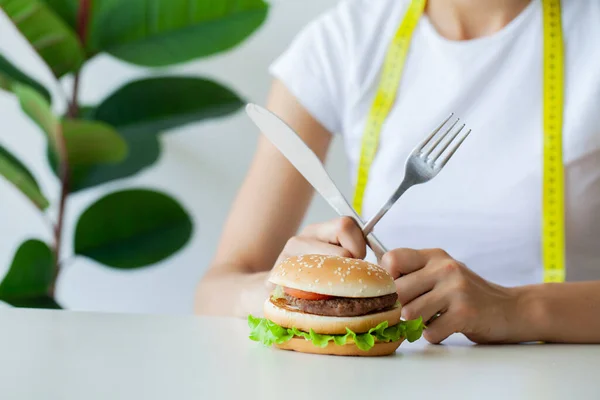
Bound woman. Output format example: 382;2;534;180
195;0;600;344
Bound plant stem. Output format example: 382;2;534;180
50;68;78;296
66;73;80;118
50;68;79;297
49;0;92;298
48;71;79;299
49;124;70;298
77;0;92;44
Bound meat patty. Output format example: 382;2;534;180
283;292;398;317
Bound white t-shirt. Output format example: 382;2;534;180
269;0;600;287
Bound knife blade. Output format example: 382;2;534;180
245;103;387;260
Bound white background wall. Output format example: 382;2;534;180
0;0;350;315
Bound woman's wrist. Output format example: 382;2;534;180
509;284;552;343
237;271;273;318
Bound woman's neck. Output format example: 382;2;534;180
425;0;532;41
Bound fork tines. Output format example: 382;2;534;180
418;113;472;168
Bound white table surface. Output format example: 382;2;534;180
1;308;599;400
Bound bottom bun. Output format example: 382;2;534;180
276;337;403;357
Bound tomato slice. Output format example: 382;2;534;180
283;287;333;301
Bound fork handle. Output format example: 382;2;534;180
345;215;387;261
328;196;388;261
362;179;413;235
365;233;387;262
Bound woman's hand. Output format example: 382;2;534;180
380;248;527;344
275;216;368;266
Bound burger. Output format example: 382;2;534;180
248;254;425;356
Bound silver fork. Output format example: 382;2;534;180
361;113;472;235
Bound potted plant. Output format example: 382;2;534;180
0;0;269;308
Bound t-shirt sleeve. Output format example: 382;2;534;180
268;2;354;135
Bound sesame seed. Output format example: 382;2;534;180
367;272;372;276
341;278;345;282
315;279;320;283
359;279;363;284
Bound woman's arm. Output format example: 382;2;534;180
517;281;600;343
194;79;334;318
377;247;600;344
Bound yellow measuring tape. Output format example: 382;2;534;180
352;0;426;215
541;0;565;283
352;0;565;283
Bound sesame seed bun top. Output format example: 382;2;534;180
268;254;396;298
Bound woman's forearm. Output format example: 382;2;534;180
516;281;600;343
194;266;272;318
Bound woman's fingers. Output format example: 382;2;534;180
301;217;367;259
282;236;354;259
394;266;437;306
400;287;448;323
275;216;369;267
380;247;524;345
421;311;460;344
380;248;430;278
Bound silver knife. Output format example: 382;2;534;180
245;103;387;260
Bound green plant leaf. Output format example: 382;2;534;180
0;239;60;309
2;79;64;177
85;0;268;66
0;0;84;78
95;76;244;134
75;105;96;120
0;145;39;187
64;76;242;193
0;53;51;101
0;76;57;140
40;0;77;29
3;295;61;308
67;135;160;193
74;189;193;269
47;119;129;189
9;82;59;149
0;145;49;209
61;119;128;165
1;80;119;194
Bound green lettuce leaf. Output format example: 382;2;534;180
247;315;294;346
247;315;425;352
270;285;285;300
